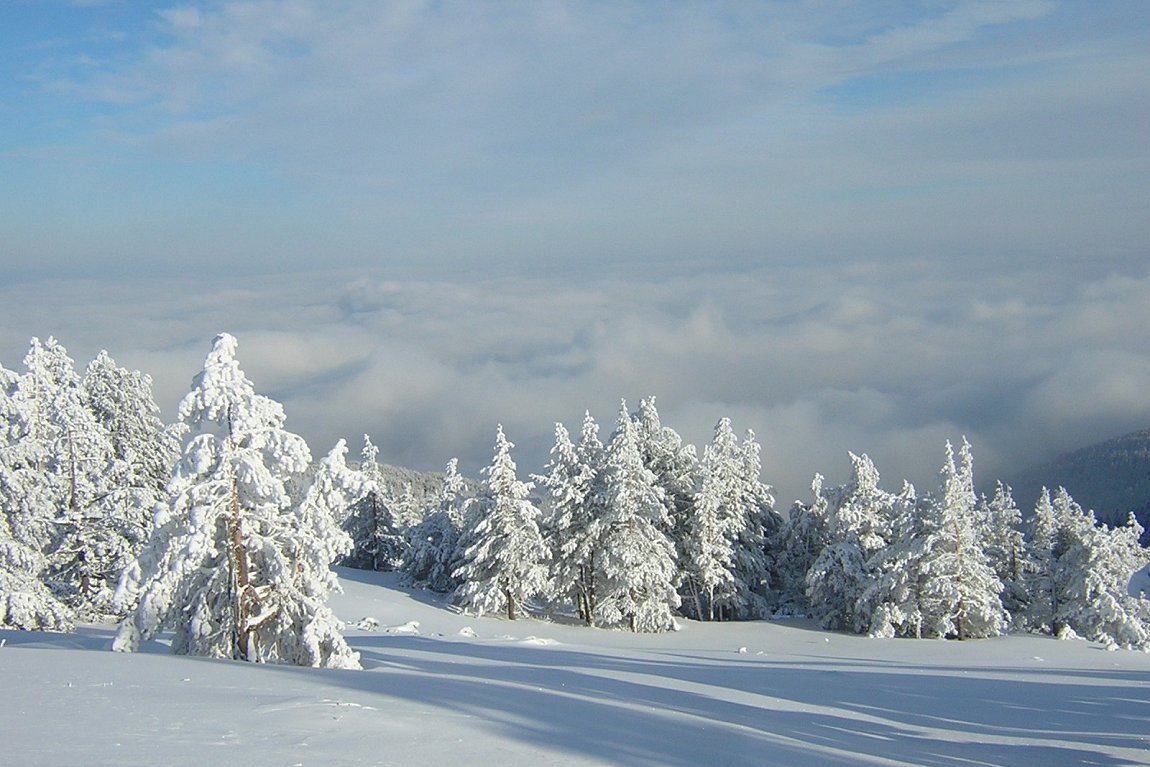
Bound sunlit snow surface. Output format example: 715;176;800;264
3;569;1148;766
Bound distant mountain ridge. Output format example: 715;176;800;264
1006;428;1150;536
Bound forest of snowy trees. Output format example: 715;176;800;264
2;334;1149;669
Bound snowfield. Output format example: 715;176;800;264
3;569;1148;767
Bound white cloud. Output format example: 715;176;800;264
3;262;1148;506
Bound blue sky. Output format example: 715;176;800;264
2;1;1149;501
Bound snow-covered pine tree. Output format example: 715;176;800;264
634;397;699;558
82;350;182;503
47;350;183;618
342;435;407;571
1022;487;1060;635
273;440;361;668
805;452;895;632
682;417;741;621
913;439;1006;640
114;333;359;668
453;426;549;620
405;458;470;593
979;482;1027;622
0;363;73;631
862;480;924;638
725;428;779;619
769;475;832;616
536;413;608;624
1048;490;1149;649
6;338;129;617
593;404;680;632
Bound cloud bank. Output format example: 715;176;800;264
2;262;1148;507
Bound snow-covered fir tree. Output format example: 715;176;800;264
454;426;549;620
536;413;608;624
724;428;779;618
49;350;181;618
593;404;681;632
114;333;359;668
405;458;470;593
273;440;361;667
0;360;73;631
681;418;741;621
342;435;407;571
1048;490;1149;649
861;480;924;638
8;338;129;616
634;397;699;560
805;453;895;632
912;440;1006;640
979;482;1027;622
1022;487;1061;635
770;475;832;616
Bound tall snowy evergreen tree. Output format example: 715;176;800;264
913;440;1006;640
682;417;741;621
453;426;549;620
536;413;608;624
593;405;680;632
273;440;361;667
0;363;73;631
726;428;779;618
979;482;1027;621
861;480;925;638
634;397;699;556
1037;489;1150;649
1023;487;1061;635
405;458;470;593
114;333;359;668
805;453;895;632
5;338;130;616
47;350;182;617
770;475;832;616
342;436;407;571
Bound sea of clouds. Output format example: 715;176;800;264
3;260;1147;507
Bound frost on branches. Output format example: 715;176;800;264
536;413;608;625
805;453;894;632
405;457;470;593
0;361;73;630
1024;487;1150;649
342;436;409;571
454;426;549;620
593;405;680;633
114;333;359;669
911;440;1006;640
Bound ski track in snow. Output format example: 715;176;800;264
2;568;1148;767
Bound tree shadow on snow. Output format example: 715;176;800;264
265;633;1150;767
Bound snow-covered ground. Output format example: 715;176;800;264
3;569;1148;767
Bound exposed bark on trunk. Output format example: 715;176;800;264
230;473;254;661
505;585;516;620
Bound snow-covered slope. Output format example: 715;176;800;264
2;569;1148;766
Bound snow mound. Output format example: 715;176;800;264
385;620;421;635
519;636;559;646
351;617;380;631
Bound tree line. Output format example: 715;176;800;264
1;334;1148;672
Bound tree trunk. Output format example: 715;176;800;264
505;585;517;620
230;473;254;661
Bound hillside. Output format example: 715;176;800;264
2;569;1149;766
1006;428;1150;535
